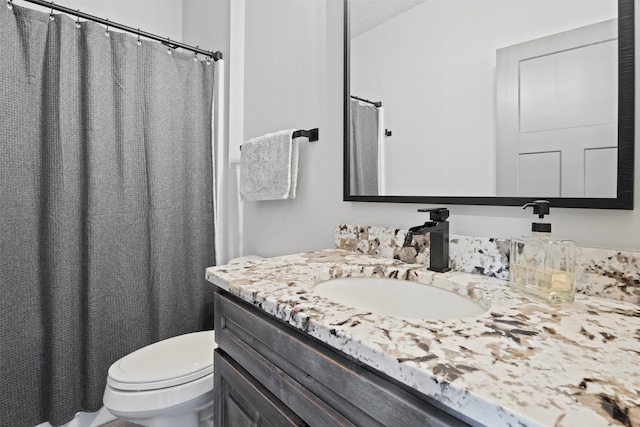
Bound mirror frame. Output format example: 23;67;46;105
343;0;635;209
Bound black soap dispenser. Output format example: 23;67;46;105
509;200;577;304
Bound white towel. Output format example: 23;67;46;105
240;129;299;201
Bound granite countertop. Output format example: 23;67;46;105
205;249;640;427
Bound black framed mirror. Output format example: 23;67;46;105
344;0;634;209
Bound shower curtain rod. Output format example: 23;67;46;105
15;0;222;60
350;95;382;108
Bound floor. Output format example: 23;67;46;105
98;420;142;427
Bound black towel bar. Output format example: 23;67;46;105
240;128;319;150
293;128;319;141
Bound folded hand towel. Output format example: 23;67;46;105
240;129;298;201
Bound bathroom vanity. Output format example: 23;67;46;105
206;248;640;427
213;291;466;426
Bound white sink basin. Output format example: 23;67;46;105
312;277;487;320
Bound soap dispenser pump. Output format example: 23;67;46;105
509;200;576;304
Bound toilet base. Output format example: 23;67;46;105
106;389;213;427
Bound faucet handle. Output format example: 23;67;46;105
417;208;449;222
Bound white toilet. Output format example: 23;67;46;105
103;330;216;427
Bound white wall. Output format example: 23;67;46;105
240;0;343;256
351;0;615;196
238;0;640;254
183;0;229;57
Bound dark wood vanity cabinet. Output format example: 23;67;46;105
213;291;470;427
214;351;307;426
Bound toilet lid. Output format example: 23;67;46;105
107;330;216;391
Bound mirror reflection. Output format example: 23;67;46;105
346;0;633;208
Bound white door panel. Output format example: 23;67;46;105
520;40;617;133
518;152;561;197
585;147;618;197
496;19;618;197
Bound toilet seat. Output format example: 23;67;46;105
107;330;216;391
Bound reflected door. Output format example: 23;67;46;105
496;19;618;197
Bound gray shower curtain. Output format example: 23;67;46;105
0;3;215;426
350;99;379;195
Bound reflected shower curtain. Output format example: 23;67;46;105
350;99;379;195
0;3;215;426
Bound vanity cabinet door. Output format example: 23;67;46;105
214;350;308;427
214;291;469;427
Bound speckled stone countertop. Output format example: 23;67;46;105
205;249;640;427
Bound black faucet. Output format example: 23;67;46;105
408;208;451;273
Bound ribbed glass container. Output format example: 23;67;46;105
509;232;576;304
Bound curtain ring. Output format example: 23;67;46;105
137;28;142;46
193;47;199;62
75;10;81;28
206;56;212;65
166;38;173;55
7;0;13;10
105;19;110;37
49;2;55;20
